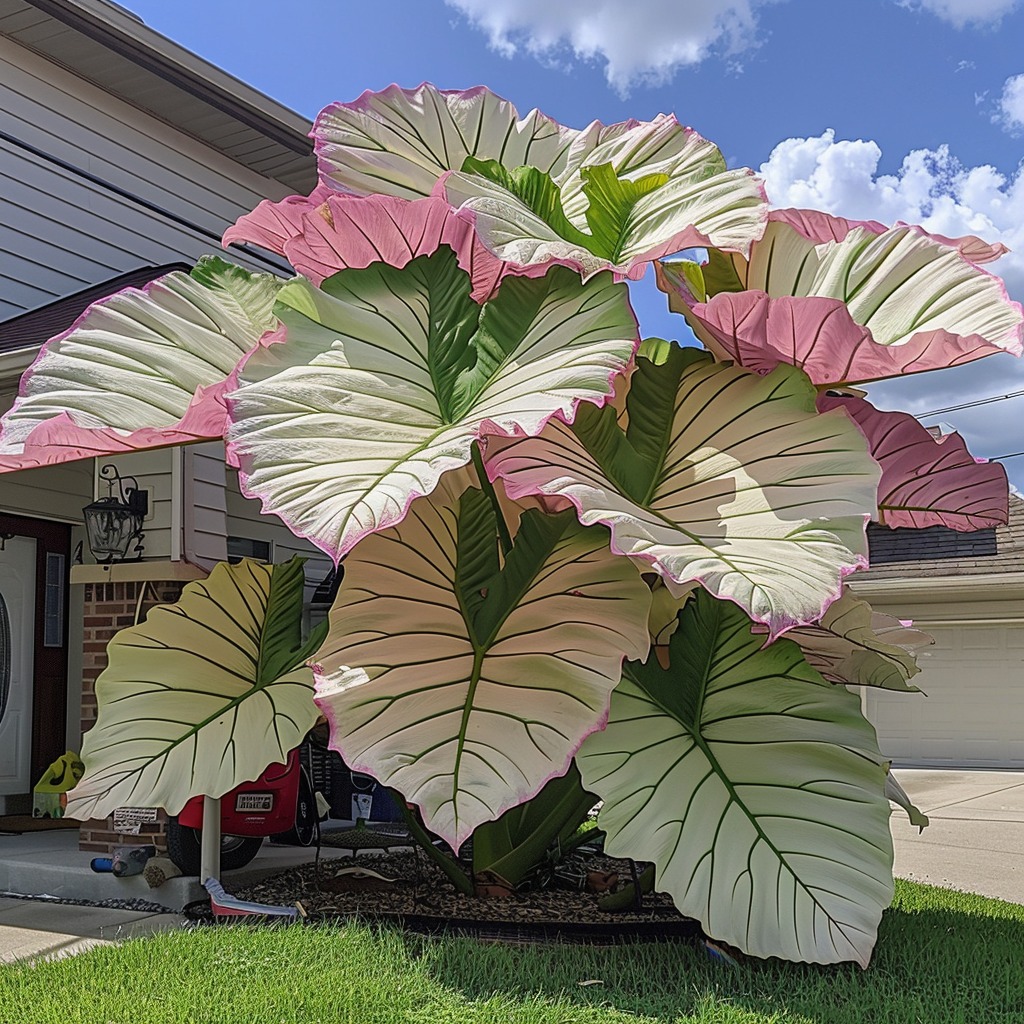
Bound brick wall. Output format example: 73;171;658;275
77;579;186;855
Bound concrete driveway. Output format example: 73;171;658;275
890;768;1024;905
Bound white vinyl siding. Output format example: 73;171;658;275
183;443;229;569
0;33;291;321
225;473;333;600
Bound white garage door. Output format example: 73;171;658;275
864;624;1024;767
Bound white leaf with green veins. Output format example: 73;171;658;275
577;590;894;966
775;587;932;691
486;340;879;637
0;257;283;471
226;249;637;561
311;475;651;852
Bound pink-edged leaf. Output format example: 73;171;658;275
658;216;1024;385
222;184;335;255
227;190;531;304
663;287;1005;385
771;208;1009;265
758;586;932;691
226;251;638;561
771;209;1008;266
0;258;283;474
313;83;579;200
819;394;1009;530
485;341;879;638
311;474;651;852
440;115;766;281
313;83;765;280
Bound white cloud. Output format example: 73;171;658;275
759;130;1024;299
997;73;1024;132
445;0;765;94
896;0;1021;28
759;131;1024;481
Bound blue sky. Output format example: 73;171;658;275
123;0;1024;486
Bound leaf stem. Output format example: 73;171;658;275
390;790;474;896
471;440;513;557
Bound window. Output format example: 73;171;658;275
44;552;66;648
226;537;272;564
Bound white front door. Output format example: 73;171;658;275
0;536;36;796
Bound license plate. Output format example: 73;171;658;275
235;793;273;813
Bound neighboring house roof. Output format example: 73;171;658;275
858;494;1024;582
0;0;316;193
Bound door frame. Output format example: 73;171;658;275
0;512;71;785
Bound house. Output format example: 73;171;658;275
0;0;330;843
852;493;1024;768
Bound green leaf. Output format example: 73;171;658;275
190;256;284;335
472;764;597;887
577;590;894;966
581;163;669;262
462;158;592;252
700;248;747;295
65;559;320;821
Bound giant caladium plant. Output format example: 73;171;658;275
5;82;1021;967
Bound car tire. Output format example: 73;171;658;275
166;818;264;876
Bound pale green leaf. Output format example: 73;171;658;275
577;591;894;966
65;558;319;821
311;475;651;851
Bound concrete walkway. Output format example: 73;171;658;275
890;768;1024;904
0;897;183;963
0;769;1020;963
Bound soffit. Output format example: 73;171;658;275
0;0;317;193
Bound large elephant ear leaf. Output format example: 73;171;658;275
577;590;894;966
0;257;284;473
818;394;1009;531
771;586;932;691
442;126;766;281
65;558;322;822
310;475;651;852
658;217;1024;386
226;248;637;561
486;341;879;637
313;84;578;200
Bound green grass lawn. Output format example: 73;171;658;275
0;880;1021;1024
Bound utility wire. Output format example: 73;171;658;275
991;451;1024;461
917;389;1024;418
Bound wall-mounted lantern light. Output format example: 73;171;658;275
82;465;148;563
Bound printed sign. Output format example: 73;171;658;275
113;806;159;834
235;793;274;813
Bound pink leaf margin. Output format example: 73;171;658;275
771;208;1010;265
311;82;577;199
225;189;547;303
662;283;1018;386
819;394;1009;531
0;277;250;475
